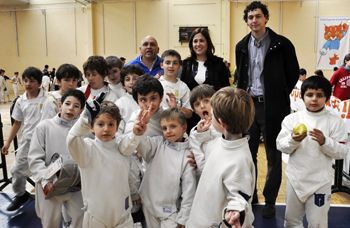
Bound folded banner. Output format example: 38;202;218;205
290;89;350;133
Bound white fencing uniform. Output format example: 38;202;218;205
41;91;61;121
109;82;126;100
78;83;119;103
277;108;348;227
124;106;165;137
67;114;143;228
28;114;83;228
116;93;139;135
12;76;21;97
135;135;196;227
0;76;6;102
42;75;51;92
116;93;145;214
10;88;48;196
186;130;255;228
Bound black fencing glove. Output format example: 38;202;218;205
84;92;107;125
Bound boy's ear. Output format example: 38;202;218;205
218;118;226;129
160;62;164;69
90;125;95;133
79;108;84;115
58;102;62;112
182;124;187;133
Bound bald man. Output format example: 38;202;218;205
125;36;163;77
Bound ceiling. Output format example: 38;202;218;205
0;0;331;7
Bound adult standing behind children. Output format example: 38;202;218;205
125;36;164;77
180;28;230;91
180;28;230;133
235;1;299;218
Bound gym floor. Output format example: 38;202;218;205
0;93;349;227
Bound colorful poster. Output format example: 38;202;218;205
317;16;350;70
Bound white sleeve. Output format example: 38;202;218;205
135;135;163;163
118;132;144;156
67;113;93;168
320;117;349;159
180;82;192;110
276;115;301;154
222;178;251;223
41;97;59;121
176;150;196;225
28;122;48;184
189;127;213;171
124;110;140;135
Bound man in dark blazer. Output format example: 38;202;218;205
235;1;299;218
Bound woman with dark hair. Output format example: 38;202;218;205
180;28;230;91
330;53;350;101
181;28;230;133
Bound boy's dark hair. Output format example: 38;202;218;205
120;57;126;62
22;66;42;84
343;53;350;66
83;55;108;78
211;87;254;134
14;72;19;75
94;100;122;127
105;56;123;71
301;76;332;102
56;64;82;82
188;28;215;60
160;108;187;127
299;68;307;76
190;84;216;110
52;68;56;71
314;70;324;77
243;1;269;23
61;89;86;110
120;64;145;87
333;66;339;71
132;74;164;102
45;65;49;69
161;49;181;63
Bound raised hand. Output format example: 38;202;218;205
166;93;177;108
197;117;212;133
133;109;149;135
141;100;153;124
84;92;107;125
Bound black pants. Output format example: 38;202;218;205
248;100;282;204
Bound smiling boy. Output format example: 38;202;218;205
129;108;196;228
28;89;85;228
159;50;192;118
124;74;165;137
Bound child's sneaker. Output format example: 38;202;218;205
134;222;143;228
7;192;31;211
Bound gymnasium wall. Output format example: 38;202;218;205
0;0;349;93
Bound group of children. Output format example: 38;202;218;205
1;48;348;228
